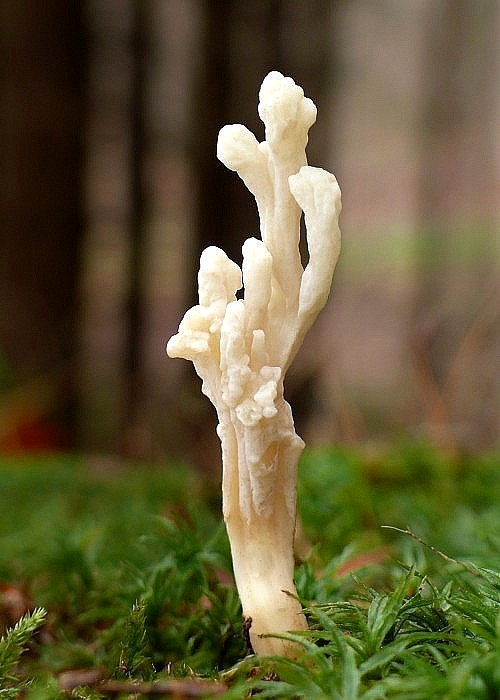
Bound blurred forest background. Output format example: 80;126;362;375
0;0;498;468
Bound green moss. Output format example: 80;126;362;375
0;444;498;697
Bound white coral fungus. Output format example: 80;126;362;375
167;71;341;656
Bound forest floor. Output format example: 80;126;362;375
0;442;498;698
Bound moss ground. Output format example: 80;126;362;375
0;443;498;698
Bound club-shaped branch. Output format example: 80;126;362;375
167;71;341;656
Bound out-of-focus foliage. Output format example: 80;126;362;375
298;443;499;567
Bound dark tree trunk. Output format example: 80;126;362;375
0;1;86;446
121;0;151;457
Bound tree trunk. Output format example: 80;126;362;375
121;0;151;457
0;1;86;446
